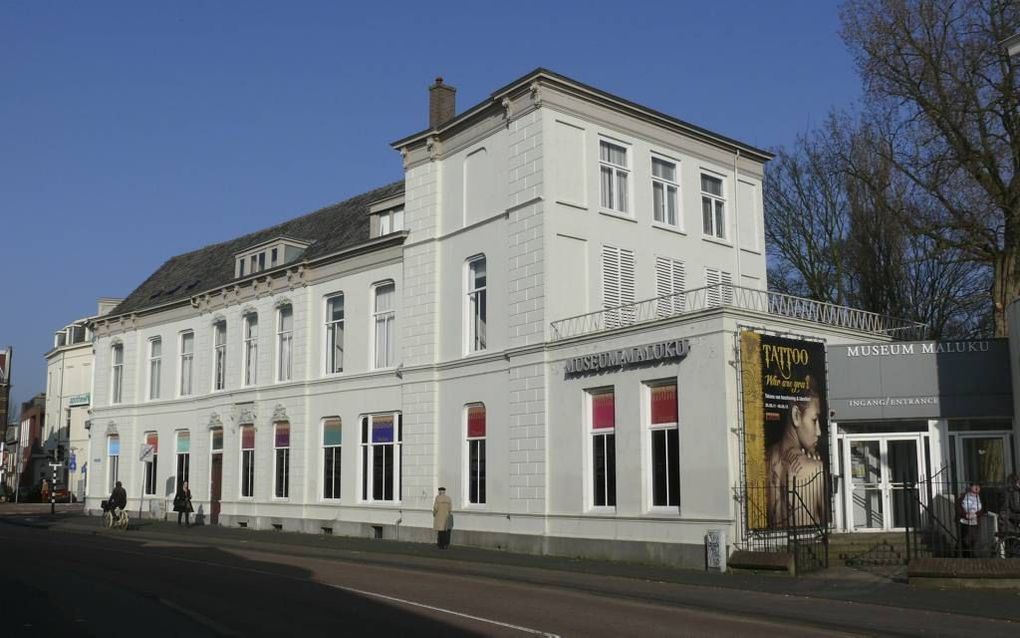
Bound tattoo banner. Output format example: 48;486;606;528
741;331;829;530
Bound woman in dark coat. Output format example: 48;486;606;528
173;480;194;527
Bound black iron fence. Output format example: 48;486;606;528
902;480;1020;560
740;471;830;572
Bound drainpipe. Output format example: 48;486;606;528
733;149;742;287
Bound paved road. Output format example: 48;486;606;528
1;511;1018;637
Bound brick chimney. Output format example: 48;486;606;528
428;77;456;129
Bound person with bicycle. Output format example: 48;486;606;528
1000;474;1020;557
106;480;128;528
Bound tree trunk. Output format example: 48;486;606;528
992;248;1020;337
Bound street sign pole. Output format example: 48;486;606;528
50;463;57;514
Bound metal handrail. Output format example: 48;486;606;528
549;284;928;341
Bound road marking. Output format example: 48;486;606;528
327;583;561;637
7;532;560;637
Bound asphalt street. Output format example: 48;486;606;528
2;506;1019;637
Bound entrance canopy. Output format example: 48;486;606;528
827;339;1012;421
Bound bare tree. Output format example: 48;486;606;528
840;0;1020;334
766;114;990;337
765;115;854;305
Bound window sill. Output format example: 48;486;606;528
647;506;681;516
588;506;617;514
598;209;638;224
651;222;685;236
701;235;733;248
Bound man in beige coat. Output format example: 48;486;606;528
433;487;453;549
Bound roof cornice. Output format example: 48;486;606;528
391;68;774;163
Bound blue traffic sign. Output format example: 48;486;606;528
68;453;77;472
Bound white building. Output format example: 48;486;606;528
45;298;121;498
85;70;916;566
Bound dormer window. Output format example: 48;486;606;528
377;207;405;236
369;194;406;238
234;237;311;279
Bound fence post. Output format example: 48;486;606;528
904;482;912;562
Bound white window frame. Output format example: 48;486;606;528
148;337;162;401
465;403;486;506
372;282;396;370
700;172;727;240
175;430;191;490
179;331;194;396
273;421;290;499
324;293;345;375
376;207;405;236
645;380;680;512
240;424;255;499
599;138;630;214
143;432;158;496
276;305;293;382
212;320;227;391
587;387;617;511
360;412;402;503
107;434;120;493
651;155;681;229
111;343;124;404
243;313;258;386
465;255;487;354
322;417;342;501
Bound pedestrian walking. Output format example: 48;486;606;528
433;487;453;549
958;482;984;557
40;478;50;504
174;480;194;527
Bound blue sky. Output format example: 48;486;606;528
0;1;858;415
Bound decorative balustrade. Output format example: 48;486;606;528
549;284;927;341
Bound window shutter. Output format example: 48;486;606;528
706;268;733;307
656;257;686;317
603;246;621;327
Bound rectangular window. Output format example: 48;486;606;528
274;422;290;498
144;432;158;496
602;245;636;328
373;283;395;369
180;331;194;396
107;435;120;492
652;158;679;226
211;428;223;452
466;257;487;352
701;174;726;239
213;321;227;391
148;338;162;400
589;388;616;508
240;425;255;498
599;140;629;213
244;314;258;386
271;247;278;266
111;344;124;404
176;431;190;490
325;294;345;374
376;208;405;236
361;413;401;502
705;268;734;306
467;404;486;505
322;417;342;499
277;306;293;382
649;382;680;508
655;256;686;317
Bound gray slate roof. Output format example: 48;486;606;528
112;180;405;317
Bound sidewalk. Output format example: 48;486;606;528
51;513;1020;623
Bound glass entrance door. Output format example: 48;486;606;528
845;435;925;531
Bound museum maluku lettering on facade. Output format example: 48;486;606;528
564;339;690;375
845;340;992;358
